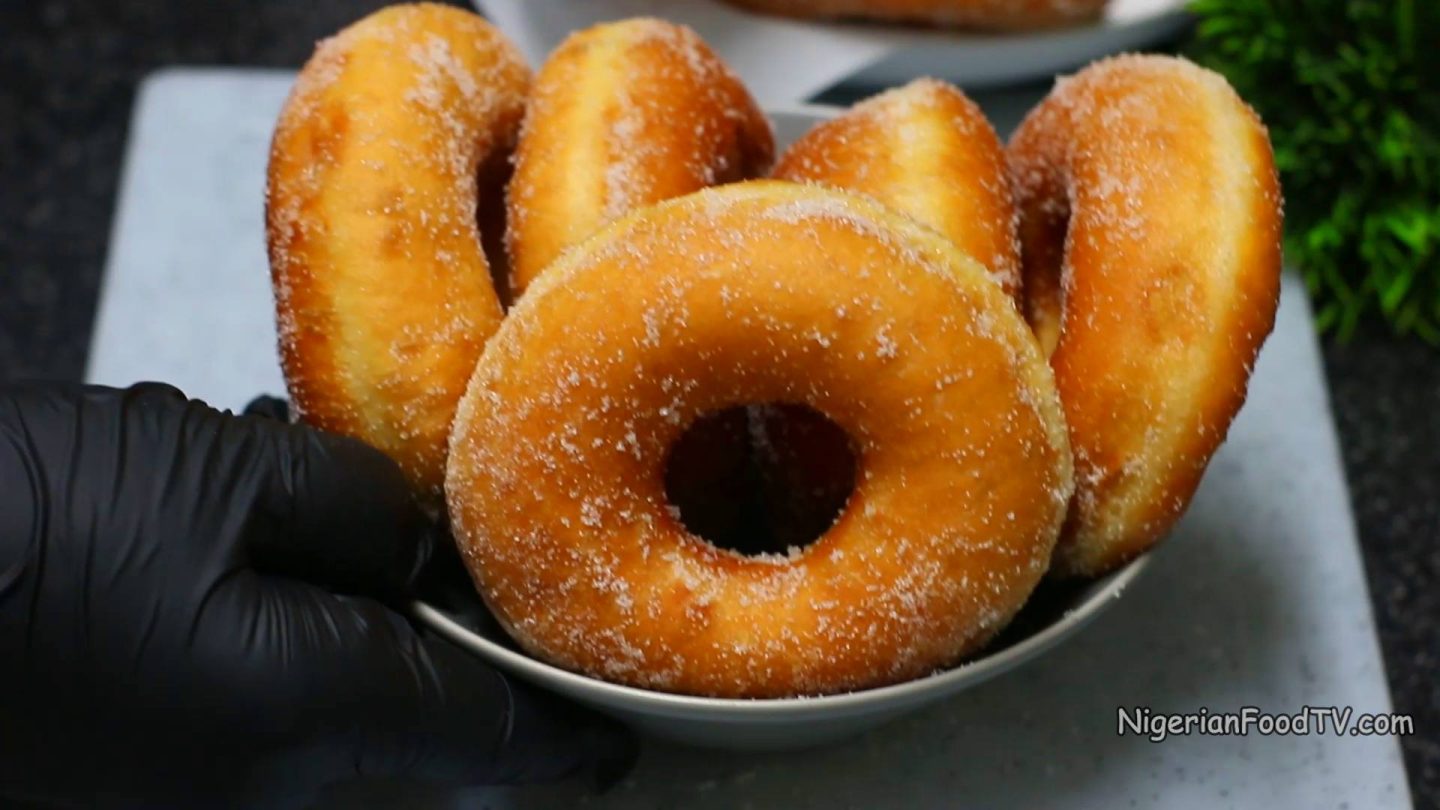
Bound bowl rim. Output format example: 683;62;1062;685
412;101;1153;716
412;551;1150;716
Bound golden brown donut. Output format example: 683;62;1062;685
1007;54;1283;576
722;0;1108;31
266;4;530;499
505;18;775;297
773;78;1021;298
446;182;1074;697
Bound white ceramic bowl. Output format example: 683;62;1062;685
413;106;1152;752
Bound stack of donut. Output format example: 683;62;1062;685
267;4;1281;697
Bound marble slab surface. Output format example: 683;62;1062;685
87;69;1412;809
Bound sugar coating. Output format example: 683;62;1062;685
505;17;775;295
267;4;530;498
1007;54;1283;575
773;78;1022;300
446;182;1075;697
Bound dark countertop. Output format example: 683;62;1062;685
2;1;1435;806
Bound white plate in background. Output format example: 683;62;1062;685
473;0;1191;102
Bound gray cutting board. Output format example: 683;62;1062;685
88;69;1412;809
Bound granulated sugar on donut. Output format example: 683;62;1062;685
266;4;530;500
773;78;1021;299
505;18;775;298
1008;54;1283;576
446;182;1075;698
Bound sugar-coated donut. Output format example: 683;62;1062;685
1007;55;1282;576
773;78;1021;299
505;18;775;297
722;0;1108;31
446;182;1074;697
266;4;530;499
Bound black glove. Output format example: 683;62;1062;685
0;382;635;808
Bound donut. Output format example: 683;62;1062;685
773;78;1021;299
446;182;1074;697
1007;55;1282;576
266;4;530;499
505;18;775;298
721;0;1108;31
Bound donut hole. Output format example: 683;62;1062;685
1019;199;1071;357
663;403;857;557
475;145;516;309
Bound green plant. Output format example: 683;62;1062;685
1188;0;1440;341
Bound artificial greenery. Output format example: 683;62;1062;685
1188;0;1440;341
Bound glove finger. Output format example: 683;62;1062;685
500;675;640;790
242;417;432;598
410;523;478;605
208;575;636;791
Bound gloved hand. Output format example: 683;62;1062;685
0;382;635;808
